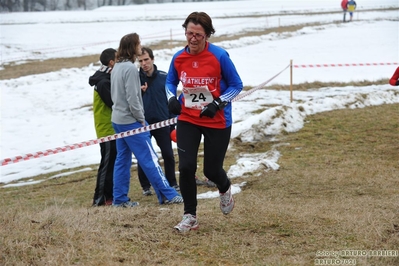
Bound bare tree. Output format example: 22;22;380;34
64;0;71;9
1;0;231;12
78;0;85;9
48;0;60;10
0;0;21;11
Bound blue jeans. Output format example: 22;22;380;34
138;126;177;189
112;121;179;204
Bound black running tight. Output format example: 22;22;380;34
176;120;232;216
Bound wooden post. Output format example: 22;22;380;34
170;29;173;49
290;59;293;102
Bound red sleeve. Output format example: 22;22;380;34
389;67;399;86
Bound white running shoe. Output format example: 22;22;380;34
142;188;153;196
220;185;234;215
174;214;199;233
165;195;183;204
112;201;139;208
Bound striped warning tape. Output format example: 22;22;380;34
1;118;177;166
233;63;290;102
293;62;398;68
1;33;174;64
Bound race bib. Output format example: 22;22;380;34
182;86;214;110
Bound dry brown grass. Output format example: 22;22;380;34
1;103;398;266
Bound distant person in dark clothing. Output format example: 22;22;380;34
341;0;349;22
137;46;179;196
88;48;117;206
389;66;399;86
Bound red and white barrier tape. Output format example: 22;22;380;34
0;64;291;166
293;62;398;68
1;118;177;166
233;63;290;102
2;33;175;64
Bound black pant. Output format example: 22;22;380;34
93;140;116;205
177;120;231;216
138;126;177;189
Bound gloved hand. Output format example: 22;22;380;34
200;100;219;118
168;97;181;115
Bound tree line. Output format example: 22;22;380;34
0;0;228;12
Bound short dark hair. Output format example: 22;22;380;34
141;46;154;60
100;48;116;66
116;33;141;62
182;12;215;37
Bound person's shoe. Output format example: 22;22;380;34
92;197;105;206
142;188;153;196
174;214;199;233
105;198;113;206
195;176;216;187
220;185;234;215
195;176;205;186
204;179;216;187
165;195;183;204
112;201;139;208
173;185;180;191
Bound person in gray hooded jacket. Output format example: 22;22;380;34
110;33;183;207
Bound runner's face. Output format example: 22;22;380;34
185;22;207;55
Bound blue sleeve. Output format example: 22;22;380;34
218;49;243;102
165;50;184;101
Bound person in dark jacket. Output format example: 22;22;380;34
137;47;179;196
88;48;117;206
389;66;399;86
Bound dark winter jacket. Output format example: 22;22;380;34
88;66;115;138
140;64;175;124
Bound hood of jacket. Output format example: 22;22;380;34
89;66;111;87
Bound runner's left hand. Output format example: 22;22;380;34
200;101;219;118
